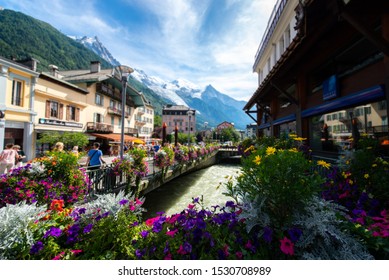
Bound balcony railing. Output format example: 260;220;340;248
137;108;145;115
124;127;138;135
96;83;114;96
86;122;114;133
107;106;122;116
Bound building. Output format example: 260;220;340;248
162;105;196;135
34;70;89;156
244;0;389;156
59;62;145;153
216;121;234;131
0;56;39;160
131;96;154;141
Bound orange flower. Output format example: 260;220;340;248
50;199;65;212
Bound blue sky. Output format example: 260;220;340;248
0;0;275;101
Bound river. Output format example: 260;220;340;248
142;163;241;218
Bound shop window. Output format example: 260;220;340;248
11;79;23;106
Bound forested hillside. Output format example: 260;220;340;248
0;9;111;71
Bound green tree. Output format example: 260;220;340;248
220;127;240;143
37;132;89;150
154;115;162;128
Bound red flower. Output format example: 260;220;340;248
280;237;294;255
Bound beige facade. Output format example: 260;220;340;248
34;72;89;155
131;100;154;141
0;57;39;160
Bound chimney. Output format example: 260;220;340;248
90;61;101;73
49;64;59;77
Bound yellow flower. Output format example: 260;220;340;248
349;179;354;185
364;174;369;179
317;160;331;169
253;155;262;165
294;137;307;141
372;164;377;168
289;133;297;139
266;146;276;156
289;148;298;153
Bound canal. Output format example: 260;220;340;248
142;163;241;218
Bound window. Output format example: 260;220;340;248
45;100;63;119
94;113;103;123
110;99;116;109
382;116;388;126
51;102;58;118
111;116;114;126
11;80;23;106
378;100;387;110
284;25;291;46
66;105;79;121
95;93;104;106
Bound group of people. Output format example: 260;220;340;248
0;143;26;174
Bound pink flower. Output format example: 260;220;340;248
187;204;195;209
280;237;294;255
135;198;143;205
235;251;243;259
71;249;83;255
164;253;172;260
166;214;179;224
245;240;253;249
166;229;178;237
223;244;230;257
177;245;187;255
145;217;159;227
129;205;136;211
52;251;65;260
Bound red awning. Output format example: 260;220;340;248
89;133;144;143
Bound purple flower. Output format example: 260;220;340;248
140;230;149;239
225;201;235;208
263;227;273;243
193;197;200;203
30;241;44;254
83;224;93;234
44;227;62;238
288;228;302;243
119;199;129;205
183;242;192;253
135;249;145;259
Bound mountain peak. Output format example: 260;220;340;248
74;36;120;66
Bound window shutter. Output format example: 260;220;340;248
59;103;64;119
45;100;50;118
66;105;70;121
93;113;97;123
76;108;80;122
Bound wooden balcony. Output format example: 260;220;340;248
96;83;114;96
86;122;114;133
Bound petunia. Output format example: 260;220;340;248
140;230;149;239
280;237;294;255
166;229;178;237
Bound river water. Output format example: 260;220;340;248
142;163;241;218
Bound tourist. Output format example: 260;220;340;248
13;145;26;168
86;142;105;170
53;142;64;152
71;146;79;157
0;143;18;174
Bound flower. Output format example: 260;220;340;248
317;160;331;169
140;230;149;239
166;229;178;237
30;241;44;254
266;146;276;156
43;227;62;238
364;173;370;179
280;237;294;255
253;155;262;165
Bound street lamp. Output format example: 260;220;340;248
114;65;134;159
187;110;194;145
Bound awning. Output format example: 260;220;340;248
89;133;144;143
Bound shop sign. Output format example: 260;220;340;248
38;118;83;128
323;75;339;101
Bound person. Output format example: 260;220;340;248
0;143;18;174
53;142;64;152
86;142;105;170
351;118;360;150
321;123;330;150
13;145;26;168
71;146;79;157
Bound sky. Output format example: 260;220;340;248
0;0;276;101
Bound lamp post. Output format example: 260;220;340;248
187;110;193;145
115;65;134;159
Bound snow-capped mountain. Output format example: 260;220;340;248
74;36;251;129
73;36;121;67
